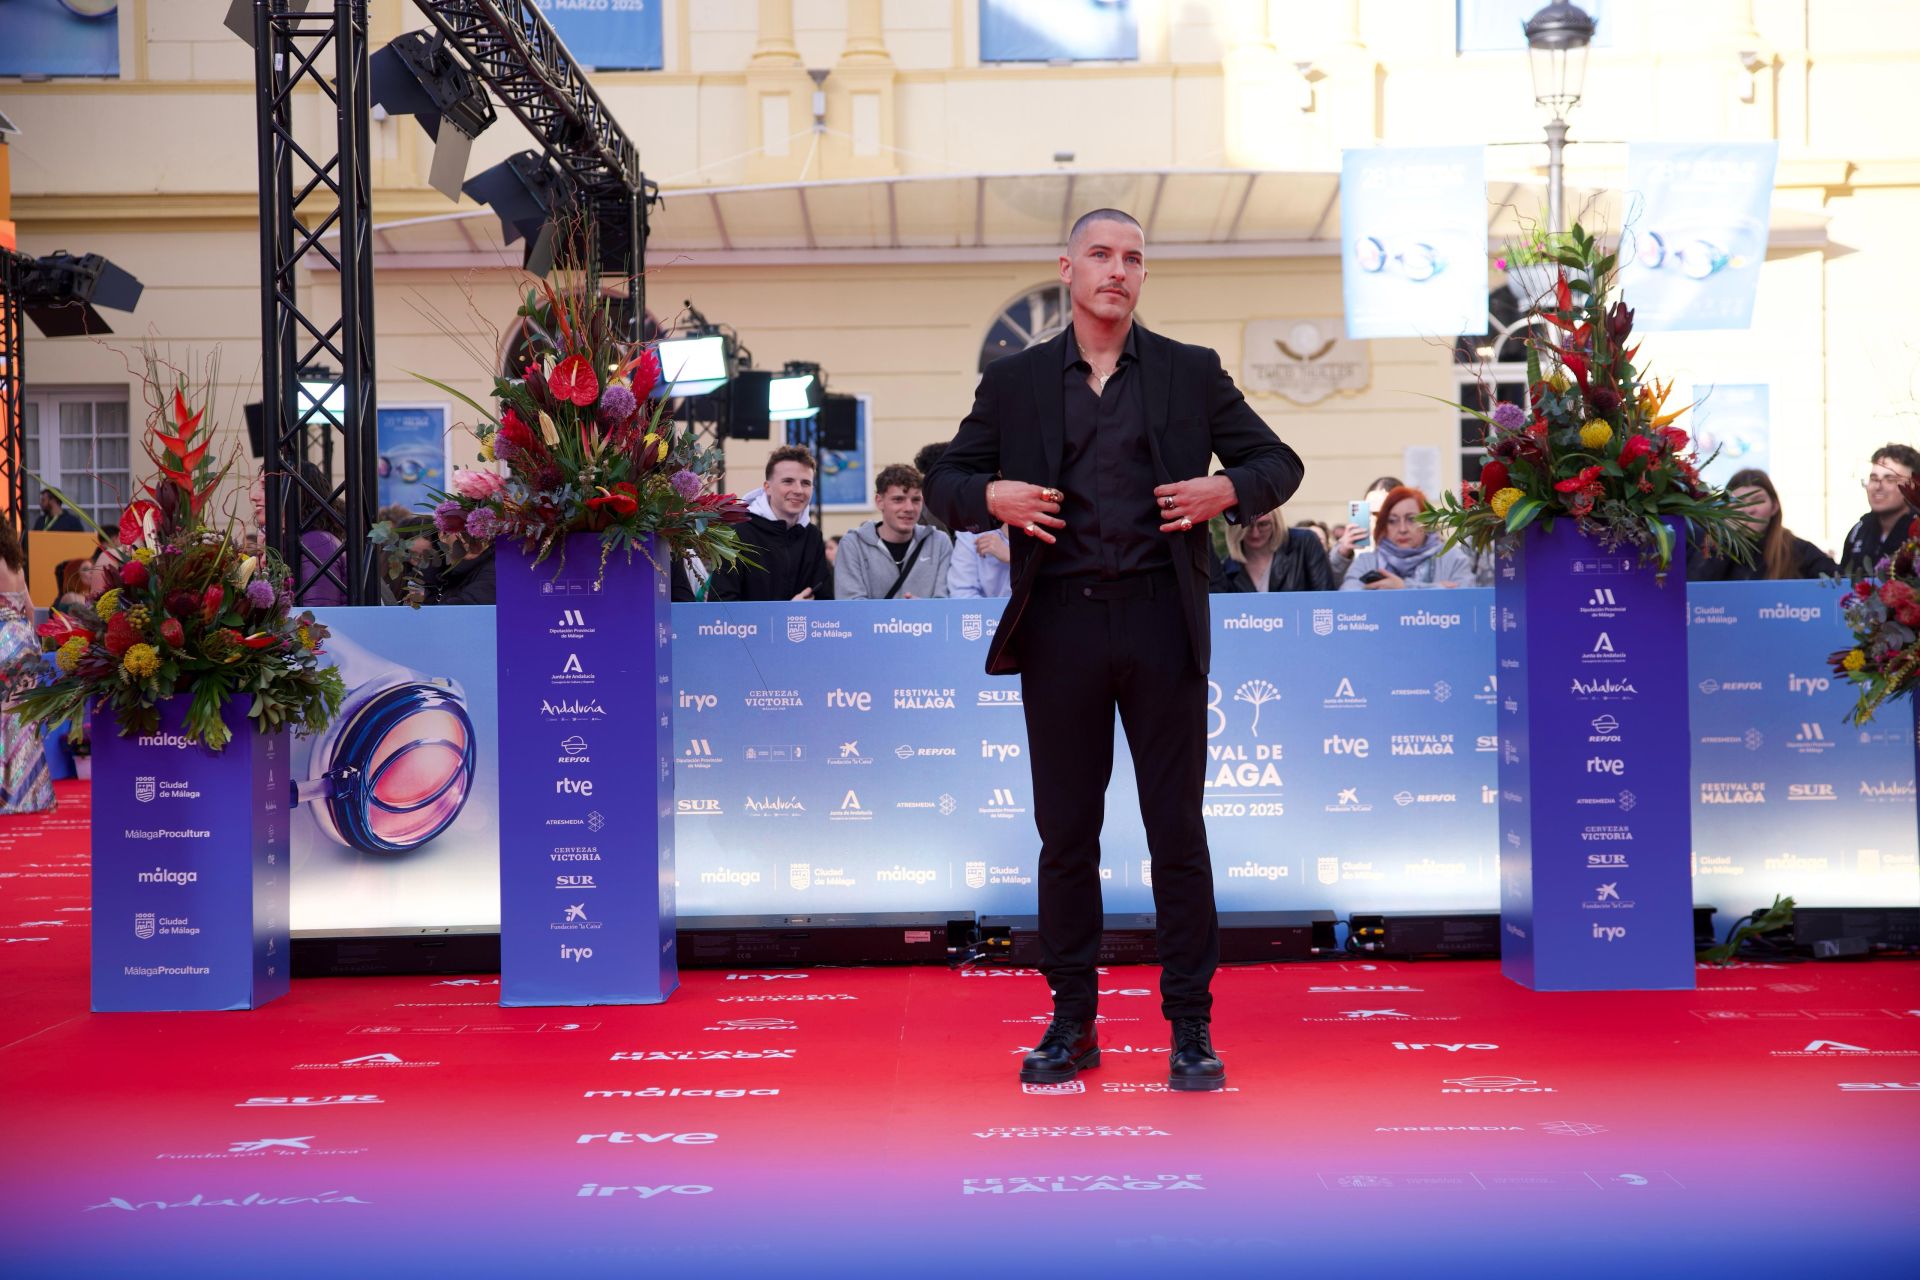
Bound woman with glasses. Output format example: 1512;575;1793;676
1338;486;1475;591
1211;508;1335;594
1841;444;1920;580
1690;468;1836;582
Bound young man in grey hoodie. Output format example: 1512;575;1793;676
835;463;952;600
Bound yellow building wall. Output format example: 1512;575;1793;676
1;0;1913;552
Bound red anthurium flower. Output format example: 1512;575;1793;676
548;354;600;408
37;613;93;647
238;632;280;650
119;500;160;544
1554;465;1603;493
585;481;639;518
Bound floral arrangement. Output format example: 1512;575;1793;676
7;352;345;749
1425;223;1756;573
374;239;750;594
1494;230;1577;272
1829;475;1920;724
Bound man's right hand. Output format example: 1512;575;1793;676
988;481;1065;546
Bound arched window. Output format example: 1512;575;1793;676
980;283;1146;372
1453;285;1550;480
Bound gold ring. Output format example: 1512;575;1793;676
1178;516;1193;531
1042;487;1062;503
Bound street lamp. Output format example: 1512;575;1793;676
1524;2;1597;234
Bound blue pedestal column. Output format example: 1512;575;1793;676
90;698;289;1011
495;532;677;1006
1496;522;1696;991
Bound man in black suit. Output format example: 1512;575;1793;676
925;209;1303;1092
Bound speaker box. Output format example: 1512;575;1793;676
818;394;858;451
728;369;771;441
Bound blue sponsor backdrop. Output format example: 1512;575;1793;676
1620;141;1779;331
1339;146;1487;340
531;0;663;70
1688;582;1919;913
282;583;1916;933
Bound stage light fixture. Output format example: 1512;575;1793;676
769;362;826;421
223;0;320;48
17;251;143;337
652;334;733;398
463;150;572;277
371;30;497;201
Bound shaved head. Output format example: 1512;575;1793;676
1067;208;1143;252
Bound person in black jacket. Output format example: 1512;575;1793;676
1211;507;1334;593
924;207;1303;1094
1689;467;1837;582
1839;443;1919;579
424;542;496;604
706;446;833;602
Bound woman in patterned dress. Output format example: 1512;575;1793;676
0;520;55;815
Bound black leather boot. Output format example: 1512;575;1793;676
1168;1017;1225;1091
1018;1017;1100;1084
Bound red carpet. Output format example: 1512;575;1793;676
2;783;1917;1278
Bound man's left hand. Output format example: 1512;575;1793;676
1154;475;1238;533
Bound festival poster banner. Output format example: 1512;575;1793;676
531;0;663;70
980;0;1137;63
1339;146;1487;339
375;405;449;513
0;0;120;77
292;606;498;934
1687;383;1770;488
496;535;675;1006
90;698;287;1011
1620;141;1779;331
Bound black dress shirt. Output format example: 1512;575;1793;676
1044;324;1171;580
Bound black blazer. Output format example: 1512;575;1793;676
925;324;1304;675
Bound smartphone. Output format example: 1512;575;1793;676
1358;569;1387;585
1346;499;1373;551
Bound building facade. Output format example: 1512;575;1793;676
4;0;1915;548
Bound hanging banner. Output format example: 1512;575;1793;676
1339;146;1487;339
0;0;120;77
980;0;1137;63
530;0;663;71
1688;383;1771;487
1620;142;1779;331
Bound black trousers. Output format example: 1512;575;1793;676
1017;568;1217;1022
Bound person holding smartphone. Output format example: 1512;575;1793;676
1339;485;1474;590
1329;475;1403;585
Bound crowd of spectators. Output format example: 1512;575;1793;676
676;439;1917;603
